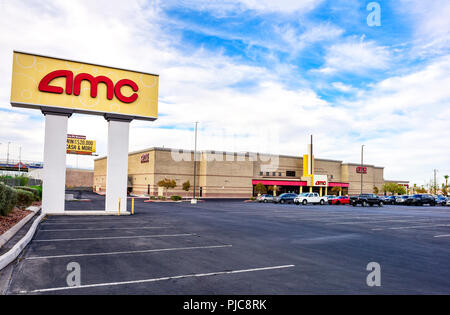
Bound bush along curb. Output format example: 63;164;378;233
0;206;43;271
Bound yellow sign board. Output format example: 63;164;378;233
67;138;96;155
10;51;158;121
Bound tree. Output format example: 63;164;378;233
267;185;280;195
382;183;405;195
330;186;341;195
373;186;379;194
416;186;427;194
444;175;449;196
182;180;191;192
397;185;406;195
254;183;267;195
157;178;176;196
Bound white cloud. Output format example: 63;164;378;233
276;22;344;54
165;0;324;15
317;37;391;74
398;0;450;57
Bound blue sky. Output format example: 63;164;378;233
1;0;450;186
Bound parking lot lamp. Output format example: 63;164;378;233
192;122;198;203
361;145;365;194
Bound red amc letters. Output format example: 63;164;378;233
38;70;139;103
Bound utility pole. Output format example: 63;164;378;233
7;141;11;164
434;169;438;194
361;145;365;194
192;122;198;203
18;146;22;173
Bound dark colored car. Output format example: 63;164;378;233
274;193;298;204
405;194;436;206
383;195;397;205
330;196;350;205
350;194;384;207
395;195;409;205
435;195;447;206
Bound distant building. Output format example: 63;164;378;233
30;167;93;188
93;147;408;198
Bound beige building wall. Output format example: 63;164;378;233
66;168;93;188
93;147;407;198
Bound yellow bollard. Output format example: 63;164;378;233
118;198;121;216
132;198;135;215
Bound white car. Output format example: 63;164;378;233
447;198;450;206
294;193;328;205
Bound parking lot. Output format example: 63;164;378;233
4;193;450;294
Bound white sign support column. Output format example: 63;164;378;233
105;115;131;213
42;110;71;214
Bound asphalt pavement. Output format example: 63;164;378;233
4;192;450;294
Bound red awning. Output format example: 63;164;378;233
252;180;307;186
328;182;349;188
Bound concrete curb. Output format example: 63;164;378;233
0;211;45;271
0;206;40;249
48;211;130;216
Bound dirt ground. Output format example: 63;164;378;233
0;208;32;236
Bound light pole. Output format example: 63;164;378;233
7;141;11;164
18;146;22;173
192;122;198;204
361;145;365;194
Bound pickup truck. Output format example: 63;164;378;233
350;194;384;207
294;193;328;205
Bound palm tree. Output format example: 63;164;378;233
444;175;449;196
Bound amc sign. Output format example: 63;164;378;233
10;51;159;121
356;167;368;174
141;153;150;163
314;175;328;187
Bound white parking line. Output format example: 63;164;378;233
41;221;150;225
33;233;195;242
326;218;436;225
372;224;450;231
19;264;295;294
26;245;233;260
39;227;167;232
434;234;450;238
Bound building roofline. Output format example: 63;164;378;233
94;147;345;163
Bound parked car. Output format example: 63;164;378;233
435;195;447;206
405;194;436;206
395;195;409;205
294;193;327;205
257;194;274;203
326;195;336;204
274;193;298;204
383;195;397;205
330;195;350;205
350;194;384;207
446;198;450;207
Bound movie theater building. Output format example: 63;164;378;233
93;147;408;198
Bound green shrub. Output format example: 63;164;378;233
149;196;157;200
0;183;18;216
29;185;42;199
157;196;166;200
249;197;256;201
15;186;40;201
15;189;34;208
170;195;182;201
